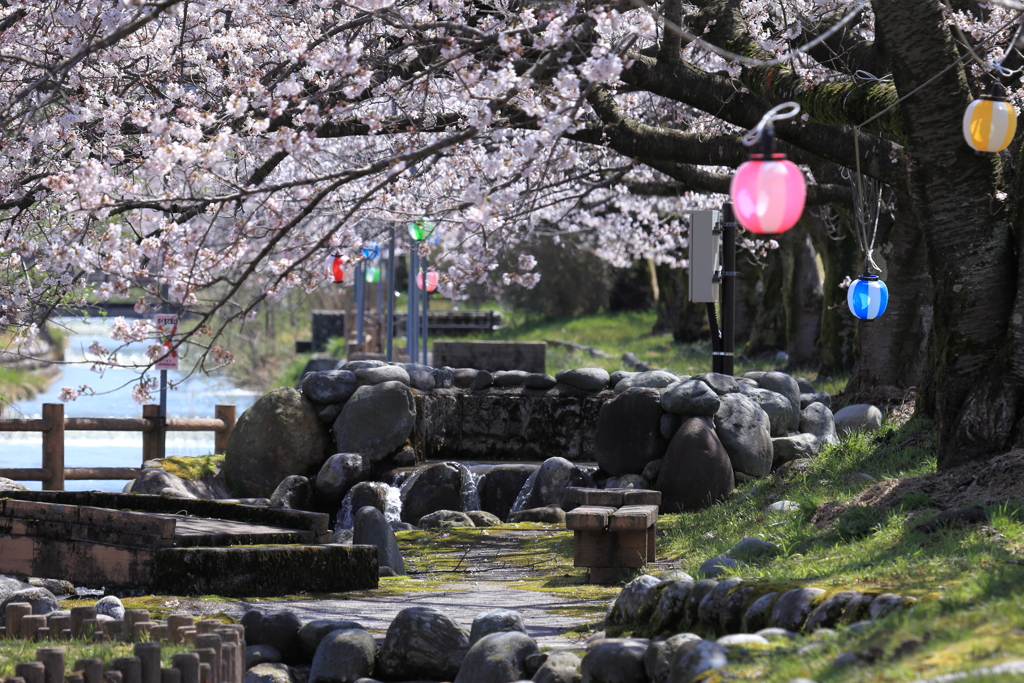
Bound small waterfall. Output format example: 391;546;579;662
337;482;404;529
460;465;482;512
336;490;355;529
508;468;539;515
399;469;422;502
384;484;402;523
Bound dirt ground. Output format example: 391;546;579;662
813;449;1024;528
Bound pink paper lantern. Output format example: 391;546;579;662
417;269;439;292
729;153;806;234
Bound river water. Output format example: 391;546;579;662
0;318;258;491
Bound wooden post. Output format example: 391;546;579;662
35;647;64;683
142;405;163;462
41;404;64;491
214;405;235;454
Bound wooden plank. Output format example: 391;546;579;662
79;507;176;540
565;506;616;531
570;488;624;507
623;489;662;506
573;530;616;567
0;468;49;481
573;529;649;568
2;499;79;523
611;529;650;567
608;505;658;531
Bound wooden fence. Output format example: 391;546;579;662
0;403;236;490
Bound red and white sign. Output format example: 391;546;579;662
155;314;179;370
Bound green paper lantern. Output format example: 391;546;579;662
365;265;381;283
407;218;434;241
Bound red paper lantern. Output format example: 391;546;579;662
325;254;345;283
730;153;806;235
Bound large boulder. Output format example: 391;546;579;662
478;464;537;521
309;629;375;683
614;370;680;393
755;372;801;431
241;610;304;665
594;388;669;476
269;475;313;510
661;380;721;416
800;402;839;446
470;609;527;645
741;387;797;438
580;639;648;683
453;631;539;683
355;365;410;386
300;370;358;404
224;387;331;498
524;457;594;510
353;506;406;575
556;367;611;392
376;607;470;681
333;381;416;464
656;417;735;512
401;462;470;525
772;434;821;468
833;404;883;435
128;467;231;499
299;618;365;659
0;587;59;616
0;477;27;492
533;651;583;683
607;575;662;628
314;453;368;509
713;393;773;478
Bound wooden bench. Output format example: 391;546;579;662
564;487;662;584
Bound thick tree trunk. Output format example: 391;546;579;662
844;194;932;397
743;224;822;365
804;208;861;376
874;0;1020;469
653;263;710;342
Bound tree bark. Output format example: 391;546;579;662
845;194;933;397
653;263;710;343
874;0;1020;468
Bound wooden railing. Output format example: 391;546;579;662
0;403;236;490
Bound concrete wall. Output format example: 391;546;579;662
433;341;547;374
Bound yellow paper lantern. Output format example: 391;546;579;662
963;84;1017;153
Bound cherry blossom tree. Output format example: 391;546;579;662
1;0;1023;468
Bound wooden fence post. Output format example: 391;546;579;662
41;403;65;491
142;405;164;462
214;405;236;454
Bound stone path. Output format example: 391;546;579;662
205;527;675;649
225;582;605;650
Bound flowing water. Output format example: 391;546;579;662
0;318;258;491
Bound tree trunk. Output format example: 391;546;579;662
844;194;933;398
787;225;824;367
804;208;861;376
874;0;1021;469
653;263;710;342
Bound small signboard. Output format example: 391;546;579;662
155;314;179;370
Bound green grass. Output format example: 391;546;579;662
455;310;845;391
147;453;224;479
0;637;197;677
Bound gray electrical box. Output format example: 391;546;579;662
689;210;721;303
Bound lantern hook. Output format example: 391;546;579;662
742;102;801;147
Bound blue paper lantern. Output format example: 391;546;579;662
847;273;888;320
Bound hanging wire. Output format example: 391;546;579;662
742;102;801;146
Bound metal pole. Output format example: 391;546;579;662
376;257;384;352
356;262;365;351
386;228;395;362
408;248;419;363
422;265;429;363
722;203;737;376
158;283;169;459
